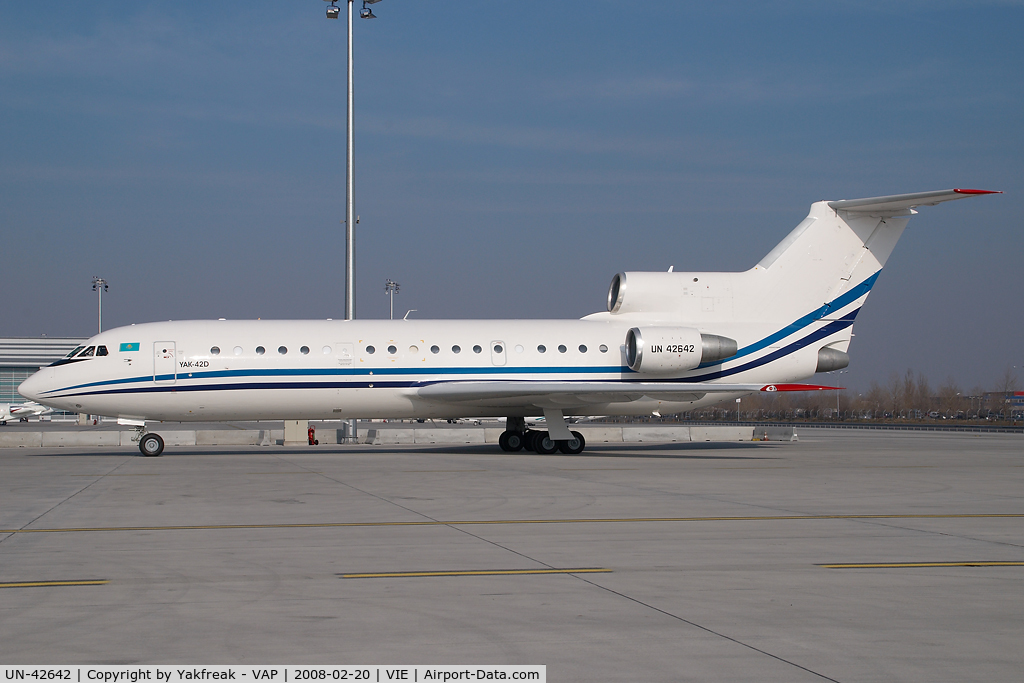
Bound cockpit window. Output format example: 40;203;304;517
78;346;96;358
96;345;108;356
65;346;85;359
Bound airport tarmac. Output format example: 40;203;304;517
0;431;1021;681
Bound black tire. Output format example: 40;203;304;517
534;431;559;455
139;433;164;457
522;430;536;451
499;430;525;452
558;431;586;454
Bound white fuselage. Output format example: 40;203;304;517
19;317;822;422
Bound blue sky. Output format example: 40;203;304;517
1;1;1021;392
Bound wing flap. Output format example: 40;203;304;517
416;381;838;408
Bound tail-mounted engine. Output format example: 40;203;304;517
625;327;738;374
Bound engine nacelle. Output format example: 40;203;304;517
625;327;738;374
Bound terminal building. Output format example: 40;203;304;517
0;337;85;404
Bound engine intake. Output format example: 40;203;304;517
626;327;738;374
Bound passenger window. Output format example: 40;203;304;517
210;346;221;355
452;345;461;354
278;346;288;355
473;345;482;354
322;345;332;354
579;345;587;353
599;344;608;353
366;346;376;354
300;346;310;355
233;346;243;356
430;345;440;354
558;345;567;353
409;345;419;353
79;346;95;358
387;345;397;354
255;346;266;355
96;346;108;356
537;345;546;353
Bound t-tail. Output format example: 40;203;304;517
588;189;1000;379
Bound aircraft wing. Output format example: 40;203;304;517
416;381;838;409
7;402;52;418
828;188;1000;216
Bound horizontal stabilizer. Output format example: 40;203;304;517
828;188;1000;216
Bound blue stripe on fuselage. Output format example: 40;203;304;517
42;271;879;399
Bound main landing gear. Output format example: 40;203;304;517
498;416;586;455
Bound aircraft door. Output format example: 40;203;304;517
154;342;177;384
490;340;507;366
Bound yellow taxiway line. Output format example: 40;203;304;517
0;580;108;588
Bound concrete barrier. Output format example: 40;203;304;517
2;424;765;449
622;426;691;442
576;427;624;443
415;428;485;444
41;431;122;447
753;426;798;442
195;430;282;446
0;432;43;447
690;426;753;442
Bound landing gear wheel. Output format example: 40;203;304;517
558;431;586;455
522;430;537;451
499;430;525;452
139;433;164;457
533;431;559;455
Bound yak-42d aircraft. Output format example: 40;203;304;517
19;188;1000;456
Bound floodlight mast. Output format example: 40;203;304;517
345;0;356;321
324;0;380;441
91;277;108;334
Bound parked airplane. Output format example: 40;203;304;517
0;401;52;425
19;189;998;456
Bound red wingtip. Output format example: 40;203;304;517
954;189;1002;195
761;384;844;392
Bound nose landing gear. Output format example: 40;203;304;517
139;432;164;457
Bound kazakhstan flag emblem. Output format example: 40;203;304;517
119;342;140;352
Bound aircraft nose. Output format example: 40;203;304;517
18;369;53;402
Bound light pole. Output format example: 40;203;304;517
324;0;381;321
91;277;108;334
385;279;399;320
323;0;381;442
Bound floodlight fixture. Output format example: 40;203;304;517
360;0;379;18
326;1;340;19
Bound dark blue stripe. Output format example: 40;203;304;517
45;271;878;399
697;270;879;368
43;364;632;396
60;310;859;399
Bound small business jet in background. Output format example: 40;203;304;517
0;401;52;425
19;188;999;456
